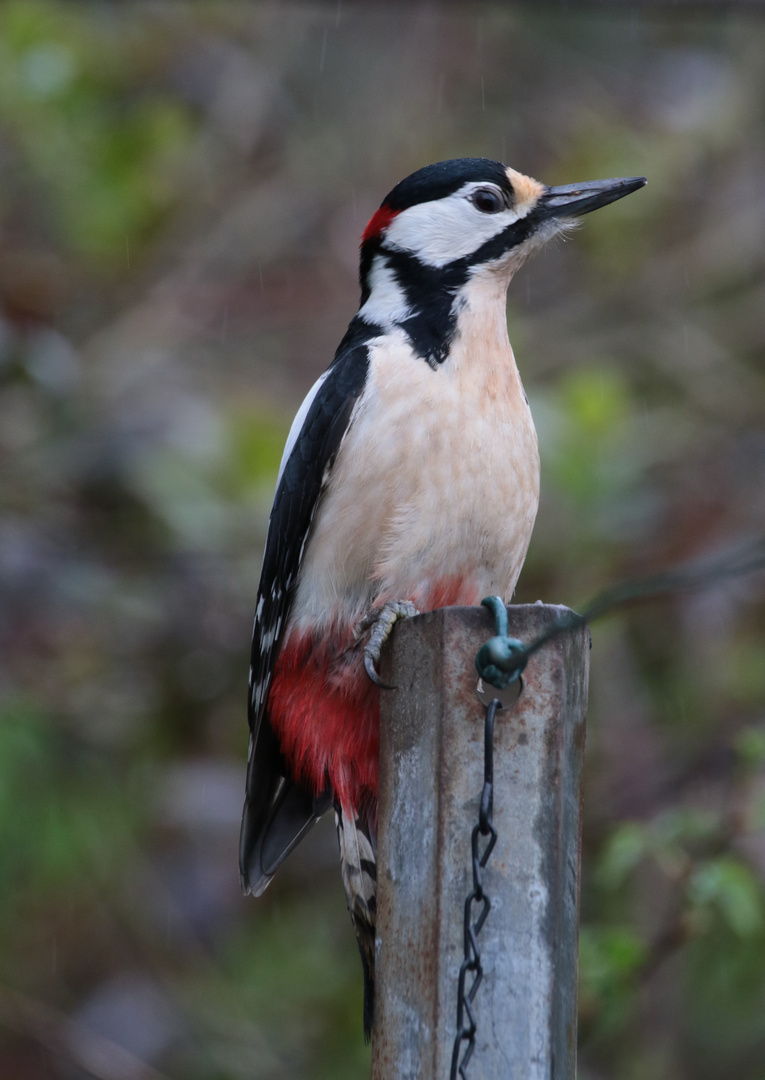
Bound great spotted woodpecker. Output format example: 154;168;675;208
239;158;645;1036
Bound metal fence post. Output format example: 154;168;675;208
372;604;589;1080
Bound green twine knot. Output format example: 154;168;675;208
475;596;527;690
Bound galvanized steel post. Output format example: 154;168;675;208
372;604;589;1080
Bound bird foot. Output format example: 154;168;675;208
361;600;419;688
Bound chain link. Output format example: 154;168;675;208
450;697;500;1080
445;542;765;1076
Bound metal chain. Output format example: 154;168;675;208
445;541;765;1077
450;697;500;1080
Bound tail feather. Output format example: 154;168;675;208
334;800;377;1040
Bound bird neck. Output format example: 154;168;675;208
353;249;518;371
355;249;473;368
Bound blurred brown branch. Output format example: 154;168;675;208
0;984;172;1080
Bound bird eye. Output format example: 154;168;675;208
471;188;505;214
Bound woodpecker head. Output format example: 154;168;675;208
356;158;645;366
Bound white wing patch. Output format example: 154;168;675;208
276;368;332;486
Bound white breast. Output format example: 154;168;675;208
290;273;540;629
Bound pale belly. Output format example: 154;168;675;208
290;328;540;630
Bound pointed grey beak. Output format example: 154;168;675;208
538;176;646;220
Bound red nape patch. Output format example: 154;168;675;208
267;626;380;815
361;204;399;244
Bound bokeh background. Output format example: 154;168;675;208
1;3;765;1078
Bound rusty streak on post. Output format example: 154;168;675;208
372;605;589;1080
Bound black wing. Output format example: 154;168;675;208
239;340;371;895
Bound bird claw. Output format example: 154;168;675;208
362;600;419;689
364;650;396;690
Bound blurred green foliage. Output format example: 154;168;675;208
0;4;764;1079
0;0;196;265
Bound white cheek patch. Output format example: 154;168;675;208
382;181;535;268
358;256;411;324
